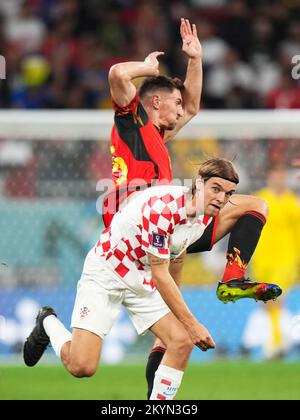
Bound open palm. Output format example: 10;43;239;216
181;18;202;59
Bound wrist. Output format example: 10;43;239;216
143;62;159;76
188;54;202;61
179;313;197;328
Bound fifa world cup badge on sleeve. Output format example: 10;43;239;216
152;232;165;249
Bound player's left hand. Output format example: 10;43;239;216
180;18;202;59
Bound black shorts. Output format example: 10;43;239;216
187;213;219;254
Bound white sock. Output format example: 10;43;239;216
150;364;184;400
43;315;72;359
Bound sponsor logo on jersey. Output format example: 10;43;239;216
152;232;165;249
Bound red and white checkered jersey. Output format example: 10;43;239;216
95;186;212;294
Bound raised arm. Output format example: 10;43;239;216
164;18;203;142
108;51;165;107
147;252;215;351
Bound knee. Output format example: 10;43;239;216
68;361;98;378
169;334;194;357
251;196;269;219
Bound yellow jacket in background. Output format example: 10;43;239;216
251;188;300;292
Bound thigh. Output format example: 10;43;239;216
215;194;262;242
67;327;103;372
71;280;123;338
72;249;125;338
187;194;265;253
123;289;170;335
150;312;190;347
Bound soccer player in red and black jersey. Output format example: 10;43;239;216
104;18;202;227
106;19;282;398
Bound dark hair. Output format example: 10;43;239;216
192;158;239;196
138;75;184;99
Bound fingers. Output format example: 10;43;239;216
181;18;196;37
207;336;216;349
154;51;165;58
149;51;165;59
196;341;208;352
196;336;216;352
180;18;186;38
145;51;165;63
185;19;192;34
192;23;198;37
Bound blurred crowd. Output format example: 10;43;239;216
1;138;299;199
1;0;300;362
0;0;300;110
0;0;300;200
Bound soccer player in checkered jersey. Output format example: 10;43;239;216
23;159;281;400
23;162;225;399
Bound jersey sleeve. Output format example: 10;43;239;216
112;94;149;127
112;94;139;116
140;193;184;259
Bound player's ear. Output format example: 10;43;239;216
152;94;160;110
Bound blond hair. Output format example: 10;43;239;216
192;158;239;195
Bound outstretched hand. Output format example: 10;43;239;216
144;51;165;76
180;18;202;59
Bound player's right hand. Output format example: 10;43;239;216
180;18;202;59
186;321;216;352
144;51;165;75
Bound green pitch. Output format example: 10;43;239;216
1;361;300;400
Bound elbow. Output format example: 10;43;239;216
109;65;130;84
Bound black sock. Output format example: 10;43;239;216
222;211;266;282
146;347;165;399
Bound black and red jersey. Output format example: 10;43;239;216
111;94;172;186
103;94;173;227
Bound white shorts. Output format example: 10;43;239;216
71;249;170;338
